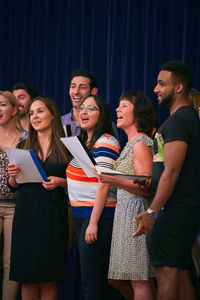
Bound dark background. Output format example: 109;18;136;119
0;0;199;128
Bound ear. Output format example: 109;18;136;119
176;83;183;94
12;106;18;116
91;87;98;95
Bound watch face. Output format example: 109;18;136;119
151;211;157;218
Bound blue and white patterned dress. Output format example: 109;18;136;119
108;135;153;280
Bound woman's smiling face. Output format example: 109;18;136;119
30;100;53;133
116;99;134;129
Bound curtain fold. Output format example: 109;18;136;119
0;0;199;124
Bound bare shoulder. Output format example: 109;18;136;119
133;139;153;157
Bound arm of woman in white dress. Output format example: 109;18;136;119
95;141;153;197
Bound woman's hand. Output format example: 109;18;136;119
85;223;98;244
92;166;117;184
8;163;20;188
42;176;63;190
8;163;21;177
133;177;151;189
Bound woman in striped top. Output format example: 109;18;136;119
66;94;120;300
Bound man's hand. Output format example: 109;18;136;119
132;211;156;237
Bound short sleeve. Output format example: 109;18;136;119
162;115;190;144
92;134;120;169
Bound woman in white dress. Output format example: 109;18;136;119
95;91;156;300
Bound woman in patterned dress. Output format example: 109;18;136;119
95;91;156;300
0;91;24;300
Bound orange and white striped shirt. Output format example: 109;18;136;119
66;134;120;218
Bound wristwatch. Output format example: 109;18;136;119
147;208;158;219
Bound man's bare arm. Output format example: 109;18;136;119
133;140;188;237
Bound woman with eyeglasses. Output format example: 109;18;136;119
66;94;120;300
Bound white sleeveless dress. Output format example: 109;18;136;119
108;135;153;280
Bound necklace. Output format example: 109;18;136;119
0;136;7;142
0;134;19;146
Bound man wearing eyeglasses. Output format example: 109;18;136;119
61;69;98;136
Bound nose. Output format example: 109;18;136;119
81;107;88;113
154;84;159;94
116;105;120;113
79;107;88;115
31;111;38;118
74;86;80;94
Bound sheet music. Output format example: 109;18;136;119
5;148;48;183
61;136;96;177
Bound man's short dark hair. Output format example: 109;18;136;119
12;83;38;100
71;69;98;91
161;60;193;95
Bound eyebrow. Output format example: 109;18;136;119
30;106;45;112
17;94;26;97
70;83;89;87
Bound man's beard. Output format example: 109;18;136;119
159;91;174;107
18;110;27;119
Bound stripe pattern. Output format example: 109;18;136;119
66;134;120;216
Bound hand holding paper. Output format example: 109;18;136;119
5;148;49;183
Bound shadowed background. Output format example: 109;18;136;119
0;0;199;128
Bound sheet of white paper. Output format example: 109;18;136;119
5;148;44;183
61;136;96;177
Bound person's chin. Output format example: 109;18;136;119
116;121;123;129
18;112;26;118
73;101;82;107
80;124;87;130
159;98;170;107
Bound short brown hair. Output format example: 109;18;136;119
119;91;156;137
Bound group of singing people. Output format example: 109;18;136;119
0;59;200;300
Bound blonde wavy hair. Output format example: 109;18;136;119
0;91;24;133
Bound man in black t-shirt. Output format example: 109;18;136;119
133;61;200;300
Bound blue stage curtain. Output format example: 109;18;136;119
0;0;199;126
